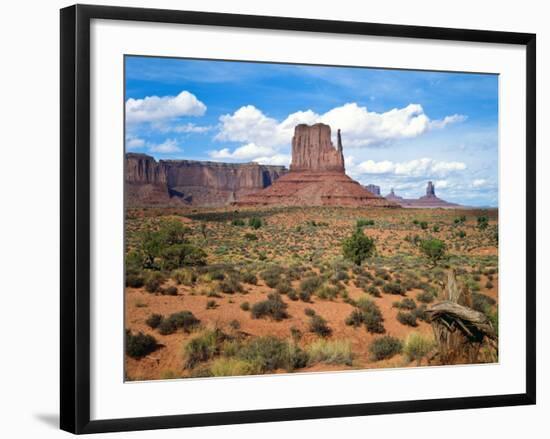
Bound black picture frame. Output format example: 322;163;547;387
60;4;536;434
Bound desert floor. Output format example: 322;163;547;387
124;206;498;381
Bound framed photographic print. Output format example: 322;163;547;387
60;4;536;434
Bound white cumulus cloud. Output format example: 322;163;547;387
472;178;487;187
209;143;276;160
356;158;466;177
126;91;206;124
125;135;146;149
152;122;212;134
252;154;291;166
429;114;468;129
149;138;181;154
214;103;465;150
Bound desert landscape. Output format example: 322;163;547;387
124;123;499;381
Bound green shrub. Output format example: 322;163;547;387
392;298;416;310
251;293;288;321
420;239;446;266
304;307;316;317
145;313;163;329
369;336;403;361
125;330;157;359
342;228;376;266
241;271;258;285
206;299;217;309
309;315;332;337
261;266;283;288
244;232;258;241
144;272;166;293
472;292;496;314
366;285;381;297
397;311;418;327
306;340;353;366
357;298;385;334
183;329;225;368
454;215;466;225
160;243;207;270
485;281;494;289
126;272;145;288
477;215;489;230
240;301;250;311
159;310;201;335
210;357;257;377
383;282;404;295
231;218;245;226
300;275;322;295
218;276;243;294
275;279;292;294
248;217;262;229
171;268;196;285
317;284;339;300
299;290;312;302
237;336;306;372
345;309;364;328
356;219;375;227
404;332;434;365
416;290;435;304
158;318;177;335
162;286;178;296
287;290;298;301
420;221;428;230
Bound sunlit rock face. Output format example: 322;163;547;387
290;123;345;173
125;153;286;207
238;124;397;208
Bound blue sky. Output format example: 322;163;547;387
125;56;499;207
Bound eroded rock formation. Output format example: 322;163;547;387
125;153;287;207
384;182;461;208
238;124;396;207
290;124;345;172
365;184;381;196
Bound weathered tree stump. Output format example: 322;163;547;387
427;270;497;365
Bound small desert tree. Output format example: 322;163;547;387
420;238;446;266
342;228;376;266
477;215;489;230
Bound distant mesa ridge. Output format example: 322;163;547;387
364;184;381;196
125;152;287;207
385;181;462;208
237;123;397;207
125;125;458;209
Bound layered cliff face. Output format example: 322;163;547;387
290;124;345;172
238;124;397;208
125;153;287;207
126;153;169;184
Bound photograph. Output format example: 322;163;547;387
123;56;499;381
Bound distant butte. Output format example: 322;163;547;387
237;123;397;207
385;182;462;208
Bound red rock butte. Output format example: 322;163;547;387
237;123;397;207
